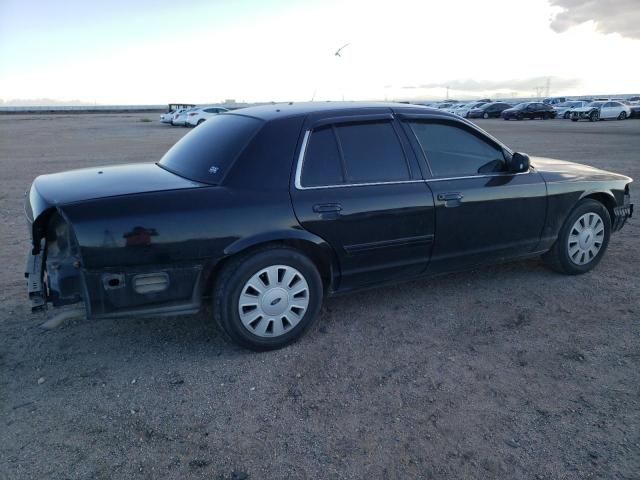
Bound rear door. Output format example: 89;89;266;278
399;115;547;273
291;112;435;290
601;102;616;118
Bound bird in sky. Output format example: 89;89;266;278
334;43;350;57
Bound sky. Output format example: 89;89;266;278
0;0;639;105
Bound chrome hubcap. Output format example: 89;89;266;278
238;265;309;337
568;212;604;265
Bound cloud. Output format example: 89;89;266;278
550;0;640;39
416;77;581;93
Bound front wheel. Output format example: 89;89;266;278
564;112;571;119
483;112;489;119
213;247;323;351
542;199;611;275
589;111;599;122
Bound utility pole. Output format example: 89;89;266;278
545;77;551;98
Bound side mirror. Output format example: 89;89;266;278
510;152;530;173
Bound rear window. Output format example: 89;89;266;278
159;114;263;184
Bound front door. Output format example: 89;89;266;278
401;117;547;273
291;114;435;290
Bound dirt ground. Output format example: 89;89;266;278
1;113;638;480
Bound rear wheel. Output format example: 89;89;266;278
213;247;323;351
543;199;611;275
618;111;627;120
483;112;489;119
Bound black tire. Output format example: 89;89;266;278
213;247;323;351
618;111;627;120
542;199;611;275
589;111;598;122
483;112;489;119
564;112;570;119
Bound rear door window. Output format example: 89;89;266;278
300;121;410;187
334;122;410;183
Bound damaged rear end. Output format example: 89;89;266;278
25;190;86;313
23;163;220;322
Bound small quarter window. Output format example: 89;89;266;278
300;126;344;187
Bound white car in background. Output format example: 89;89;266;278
456;101;489;118
185;106;230;127
172;107;198;126
160;110;175;124
554;100;589;119
570;101;632;122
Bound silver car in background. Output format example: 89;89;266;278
554;100;589;119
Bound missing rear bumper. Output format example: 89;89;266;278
25;251;46;311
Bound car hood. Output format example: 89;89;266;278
27;163;204;221
531;156;631;182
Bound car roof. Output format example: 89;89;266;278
226;101;446;121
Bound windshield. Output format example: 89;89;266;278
159;113;263;184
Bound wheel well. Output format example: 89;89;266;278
583;192;616;221
202;240;335;298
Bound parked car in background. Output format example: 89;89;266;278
172;107;199;126
628;101;640;119
160;110;175;124
502;102;556;120
161;103;196;124
554;101;589;119
186;106;230;127
442;104;460;114
570;101;632;122
456;101;489;118
468;102;512;119
543;97;567;105
24;102;633;350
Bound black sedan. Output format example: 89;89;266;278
467;102;512;119
24;103;633;350
502;102;557;120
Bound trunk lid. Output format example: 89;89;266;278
26;163;203;221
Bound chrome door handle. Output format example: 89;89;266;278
437;192;463;201
313;203;342;213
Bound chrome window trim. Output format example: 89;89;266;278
294;129;531;191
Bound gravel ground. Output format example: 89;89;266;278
1;113;639;479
